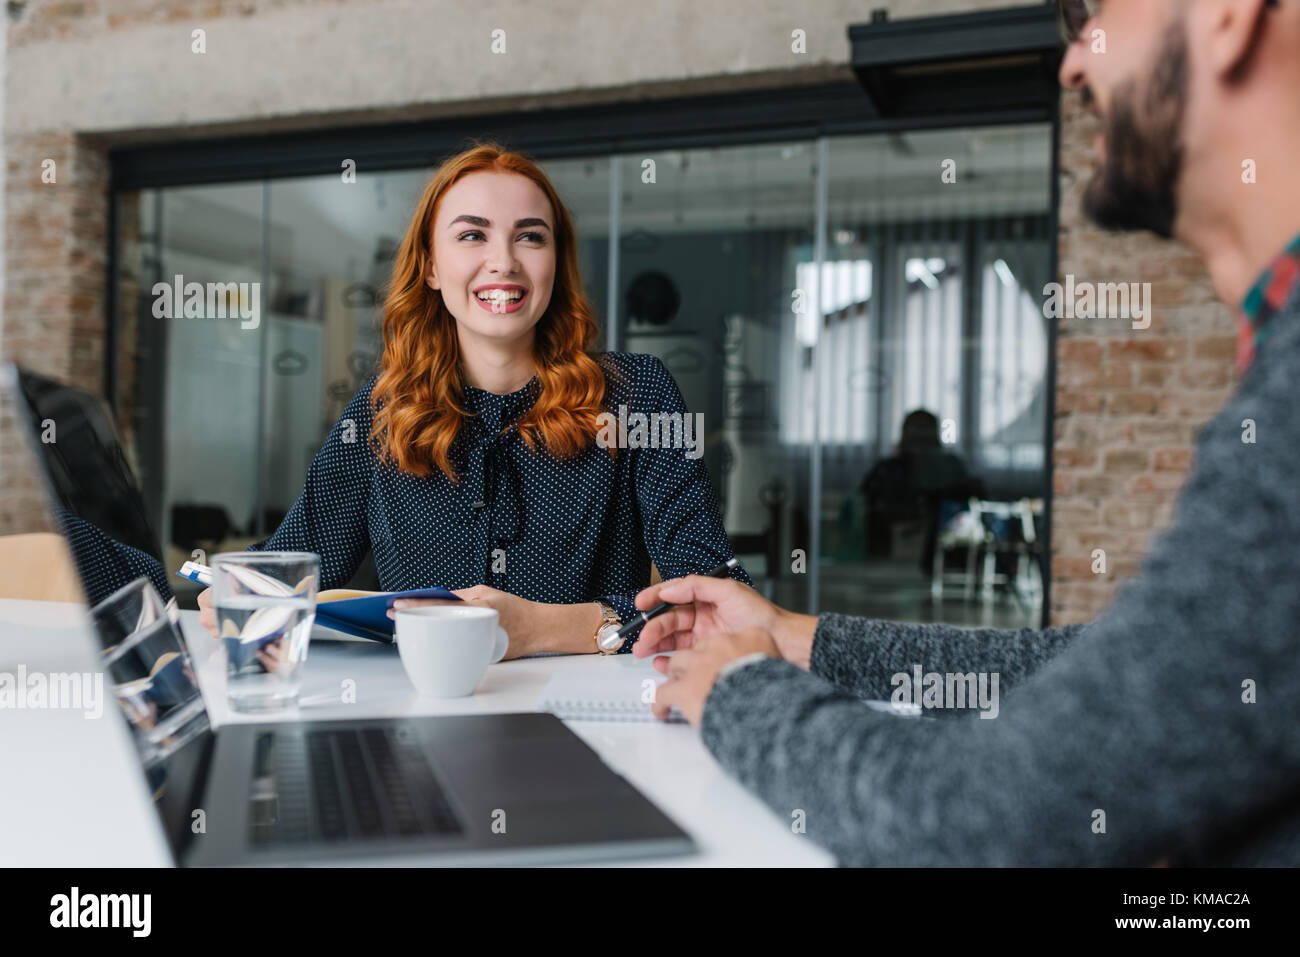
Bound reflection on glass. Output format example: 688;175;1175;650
618;142;818;606
819;125;1053;627
118;183;266;609
92;577;207;763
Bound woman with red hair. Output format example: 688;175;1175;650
198;141;748;656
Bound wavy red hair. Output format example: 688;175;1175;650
370;141;616;481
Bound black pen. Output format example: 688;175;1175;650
616;557;739;643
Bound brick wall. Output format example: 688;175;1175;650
1049;93;1237;625
0;131;110;535
2;131;108;389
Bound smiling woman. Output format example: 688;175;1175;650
194;141;752;657
374;152;606;479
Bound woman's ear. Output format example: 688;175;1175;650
426;262;440;291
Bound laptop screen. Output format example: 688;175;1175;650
1;362;212;863
7;365;174;608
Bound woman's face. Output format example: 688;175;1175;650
427;170;557;348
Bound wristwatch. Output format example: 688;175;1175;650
593;600;623;655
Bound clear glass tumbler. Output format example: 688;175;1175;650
211;551;318;713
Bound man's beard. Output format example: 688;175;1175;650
1082;19;1189;239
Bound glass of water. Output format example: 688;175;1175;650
92;576;208;760
211;551;319;713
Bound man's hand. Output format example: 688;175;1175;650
651;627;782;726
631;575;818;669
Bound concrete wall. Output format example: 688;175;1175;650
7;0;1034;137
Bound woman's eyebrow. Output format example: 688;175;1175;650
447;214;551;231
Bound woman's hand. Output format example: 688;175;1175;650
630;575;818;669
387;584;602;659
197;587;218;639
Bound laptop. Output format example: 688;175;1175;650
3;363;695;865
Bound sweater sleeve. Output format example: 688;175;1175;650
598;355;751;649
809;614;1089;702
698;347;1300;865
246;382;376;590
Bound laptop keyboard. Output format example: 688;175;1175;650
249;725;463;847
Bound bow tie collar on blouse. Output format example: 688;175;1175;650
458;376;542;543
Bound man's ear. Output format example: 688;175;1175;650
1201;0;1271;80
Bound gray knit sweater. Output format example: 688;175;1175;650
700;286;1300;867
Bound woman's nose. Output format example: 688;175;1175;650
486;236;519;274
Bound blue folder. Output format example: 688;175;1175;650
314;587;461;643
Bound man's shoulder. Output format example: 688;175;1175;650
1187;289;1300;489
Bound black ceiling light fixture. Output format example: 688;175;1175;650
849;3;1064;119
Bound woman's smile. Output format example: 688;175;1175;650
473;284;530;314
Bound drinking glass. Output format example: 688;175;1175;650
211;551;318;713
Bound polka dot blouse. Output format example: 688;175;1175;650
246;352;750;653
56;508;175;612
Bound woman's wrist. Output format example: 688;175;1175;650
523;600;606;655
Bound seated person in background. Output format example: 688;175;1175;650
635;0;1300;865
197;141;748;655
861;409;984;575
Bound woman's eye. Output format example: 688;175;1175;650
456;230;546;243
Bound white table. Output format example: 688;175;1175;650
0;598;832;867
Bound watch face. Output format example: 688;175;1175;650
597;623;623;652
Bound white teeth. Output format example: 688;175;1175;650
476;290;523;303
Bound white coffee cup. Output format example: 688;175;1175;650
394;605;509;697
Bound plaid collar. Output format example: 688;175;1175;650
1237;231;1300;376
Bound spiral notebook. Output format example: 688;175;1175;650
538;662;926;724
538;665;686;723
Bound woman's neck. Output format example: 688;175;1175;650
457;332;537;394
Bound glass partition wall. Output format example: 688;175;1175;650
815;126;1053;625
114;123;1053;626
